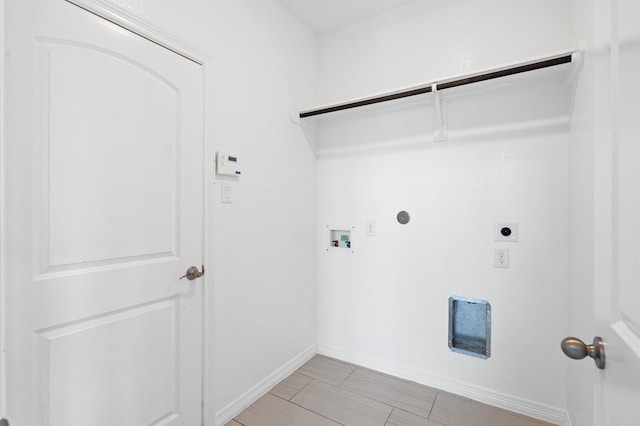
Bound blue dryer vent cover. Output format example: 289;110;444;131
448;296;491;359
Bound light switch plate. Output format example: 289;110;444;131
366;220;376;237
221;181;233;204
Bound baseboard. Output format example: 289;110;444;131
214;344;317;426
564;414;573;426
317;344;570;426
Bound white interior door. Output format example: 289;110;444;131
593;0;640;423
4;0;204;424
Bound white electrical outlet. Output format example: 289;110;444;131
366;220;376;237
494;249;510;269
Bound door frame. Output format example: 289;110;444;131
0;0;216;422
0;0;7;419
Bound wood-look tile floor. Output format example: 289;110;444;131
227;355;557;426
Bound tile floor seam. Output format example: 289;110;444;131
297;371;315;381
286;374;314;401
267;390;288;401
296;363;355;387
234;393;346;426
286;395;348;426
340;384;430;419
341;372;436;419
297;378;396;425
315;377;396;410
383;406;395;425
427;392;440;420
337;365;357;387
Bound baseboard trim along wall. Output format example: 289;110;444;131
214;344;318;426
317;344;570;426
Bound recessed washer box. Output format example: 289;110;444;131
326;226;354;253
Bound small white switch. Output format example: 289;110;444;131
221;181;233;204
494;249;509;269
366;220;376;237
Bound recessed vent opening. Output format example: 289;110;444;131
448;296;491;359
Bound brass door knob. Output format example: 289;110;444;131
180;265;204;280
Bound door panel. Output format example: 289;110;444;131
595;0;640;424
43;41;178;269
38;299;179;425
615;0;640;331
5;0;204;424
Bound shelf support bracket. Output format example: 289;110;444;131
290;115;317;156
568;50;584;85
432;83;448;142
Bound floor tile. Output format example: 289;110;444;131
342;367;438;418
232;356;557;426
270;372;313;400
297;354;356;386
429;393;554;426
385;408;443;426
234;392;340;426
292;379;393;426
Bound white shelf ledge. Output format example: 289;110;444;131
294;50;582;156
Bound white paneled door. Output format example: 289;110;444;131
4;0;204;425
593;0;640;424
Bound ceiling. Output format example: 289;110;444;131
276;0;416;36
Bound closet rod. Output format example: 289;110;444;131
299;54;572;118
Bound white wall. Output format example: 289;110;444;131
315;0;573;107
205;3;318;419
72;0;587;423
315;0;572;420
102;0;319;422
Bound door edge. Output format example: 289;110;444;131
0;0;7;418
0;0;7;419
